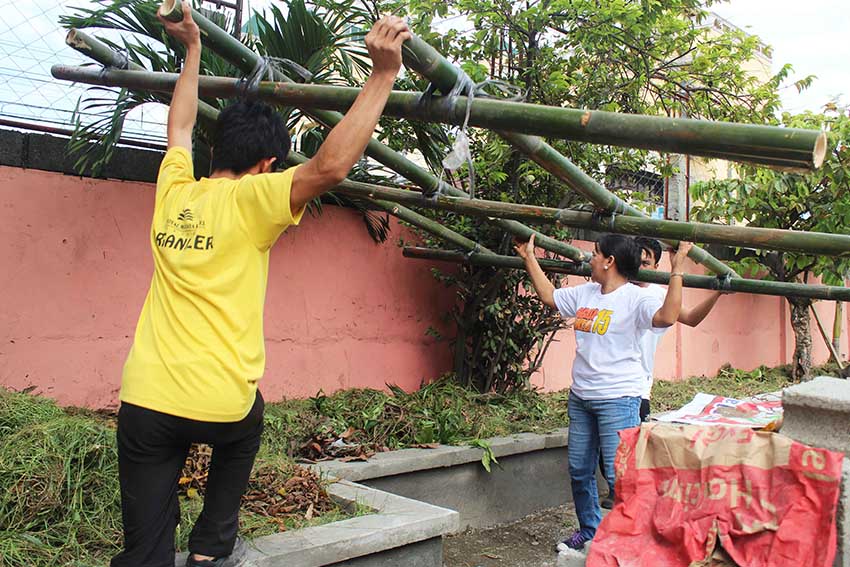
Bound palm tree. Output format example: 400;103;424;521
61;0;400;240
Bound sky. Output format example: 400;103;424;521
710;0;849;113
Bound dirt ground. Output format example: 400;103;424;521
443;504;583;567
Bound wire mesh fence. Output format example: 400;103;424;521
0;0;169;145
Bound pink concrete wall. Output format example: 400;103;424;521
0;166;453;408
0;167;841;408
532;240;840;391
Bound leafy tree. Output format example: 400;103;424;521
362;0;797;390
692;105;850;380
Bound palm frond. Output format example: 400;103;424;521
324;193;391;243
68;87;156;176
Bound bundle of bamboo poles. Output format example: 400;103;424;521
50;66;826;172
51;63;848;259
50;0;847;302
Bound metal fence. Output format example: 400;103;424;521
0;0;169;145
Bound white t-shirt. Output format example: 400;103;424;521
638;284;669;399
553;282;663;400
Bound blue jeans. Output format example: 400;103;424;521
567;391;640;539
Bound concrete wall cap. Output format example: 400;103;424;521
783;376;850;412
311;429;569;482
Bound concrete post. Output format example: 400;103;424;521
782;376;850;567
666;153;689;222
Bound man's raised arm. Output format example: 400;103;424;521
158;1;201;151
290;16;411;212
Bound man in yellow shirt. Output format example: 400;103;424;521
111;3;411;566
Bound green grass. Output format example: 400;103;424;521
0;390;351;567
263;379;571;455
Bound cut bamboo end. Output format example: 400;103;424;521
65;29;84;49
159;0;182;22
813;132;828;169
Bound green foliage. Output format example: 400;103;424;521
691;106;850;378
359;0;792;391
268;378;570;452
469;438;499;472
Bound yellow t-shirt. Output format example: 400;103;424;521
120;147;304;422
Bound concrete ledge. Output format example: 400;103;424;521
174;480;458;567
315;429;569;482
781;377;849;567
313;430;572;530
0;128;163;182
782;376;850;455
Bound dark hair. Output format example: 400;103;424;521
210;100;291;174
597;234;641;280
635;237;663;264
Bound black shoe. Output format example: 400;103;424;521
186;537;247;567
600;496;614;510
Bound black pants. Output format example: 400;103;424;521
640;398;651;422
111;392;264;567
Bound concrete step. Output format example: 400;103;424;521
782;375;850;455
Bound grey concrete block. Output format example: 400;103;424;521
174;480;457;567
782;376;850;455
1;129;163;182
102;144;162;183
360;446;571;531
24;133;77;174
0;129;25;167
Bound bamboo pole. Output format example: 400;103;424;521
371;199;494;254
811;304;846;369
156;0;589;263
64;29;219;131
50;63;849;259
403;247;850;302
284;154;493;254
321;174;850;258
833;302;843;357
400;34;738;278
65;68;818;170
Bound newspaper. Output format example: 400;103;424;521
654;392;783;428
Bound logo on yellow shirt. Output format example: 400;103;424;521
575;307;613;335
155;209;213;251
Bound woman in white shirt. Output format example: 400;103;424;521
515;233;692;551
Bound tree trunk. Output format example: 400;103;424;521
788;297;813;380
